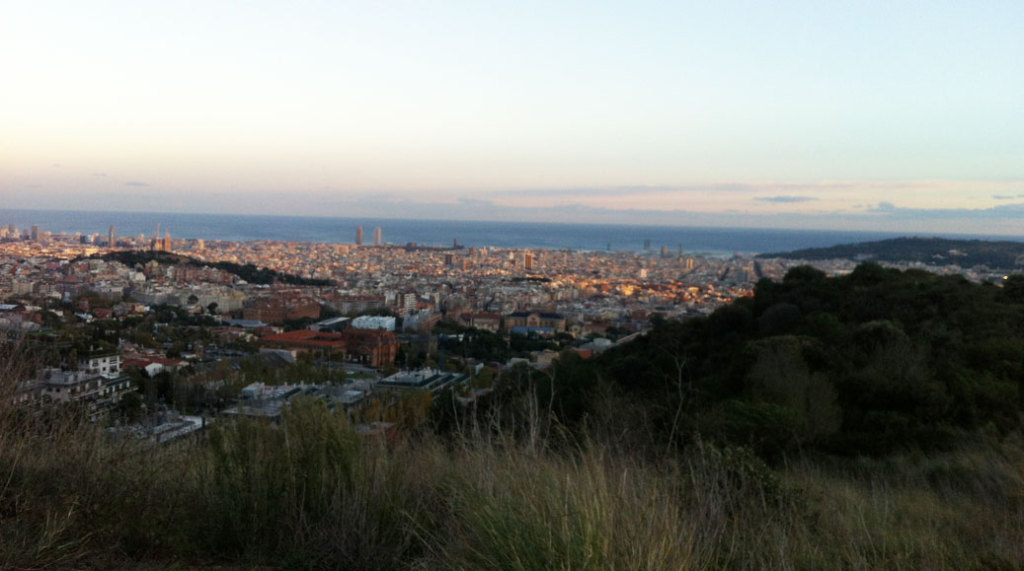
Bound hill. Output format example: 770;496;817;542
757;236;1024;269
86;250;334;286
578;262;1024;457
440;262;1024;458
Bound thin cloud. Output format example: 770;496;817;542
124;181;150;187
457;197;496;208
491;186;669;198
755;196;819;203
490;184;768;198
868;201;1024;219
489;181;936;199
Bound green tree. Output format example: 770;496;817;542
744;336;841;444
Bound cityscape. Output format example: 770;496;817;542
4;221;1024;568
2;216;1013;425
3;0;1023;566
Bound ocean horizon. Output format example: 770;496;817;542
2;208;1022;256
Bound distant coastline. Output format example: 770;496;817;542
2;207;1022;255
760;236;1024;270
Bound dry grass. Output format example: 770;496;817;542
1;340;1021;569
420;441;711;570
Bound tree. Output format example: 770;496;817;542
1001;274;1024;303
782;265;826;285
115;391;144;422
744;336;841;443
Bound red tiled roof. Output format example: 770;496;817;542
262;329;347;348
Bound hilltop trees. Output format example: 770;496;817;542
589;263;1024;457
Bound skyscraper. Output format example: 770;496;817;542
374;226;382;246
31;225;39;241
108;225;116;248
356;226;364;245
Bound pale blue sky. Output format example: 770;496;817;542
2;1;1023;233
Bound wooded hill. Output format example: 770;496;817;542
446;263;1024;459
86;250;334;286
757;236;1024;269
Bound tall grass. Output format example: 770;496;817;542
779;442;1024;570
188;396;435;569
0;341;1021;569
422;442;711;570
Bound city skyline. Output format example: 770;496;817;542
2;2;1023;234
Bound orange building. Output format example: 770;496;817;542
243;293;321;323
261;328;398;368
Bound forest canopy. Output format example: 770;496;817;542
499;262;1024;458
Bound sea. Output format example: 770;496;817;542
2;208;1021;256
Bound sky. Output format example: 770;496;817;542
2;1;1023;234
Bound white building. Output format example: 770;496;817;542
34;368;133;416
351;315;396;332
80;352;121;376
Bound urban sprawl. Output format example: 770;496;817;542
0;221;998;440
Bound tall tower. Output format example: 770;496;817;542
524;252;534;271
31;225;39;241
108;224;116;248
373;226;382;246
164;231;172;252
356;226;364;245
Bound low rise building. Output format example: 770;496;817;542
378;368;468;393
351;315;396;331
505;311;567;335
31;367;134;418
260;328;399;368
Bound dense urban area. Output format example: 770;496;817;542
0;222;1018;433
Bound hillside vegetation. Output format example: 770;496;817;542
759;236;1024;269
90;250;334;286
580;262;1024;458
1;263;1022;569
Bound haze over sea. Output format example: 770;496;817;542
2;209;1021;256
